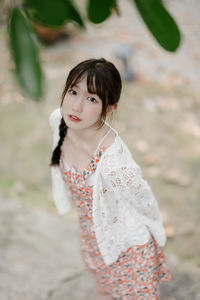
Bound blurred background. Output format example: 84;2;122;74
0;0;200;299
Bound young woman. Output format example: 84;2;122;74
49;58;171;299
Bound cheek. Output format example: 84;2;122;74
61;96;70;113
87;104;102;120
61;98;70;123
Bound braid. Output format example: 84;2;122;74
50;118;67;166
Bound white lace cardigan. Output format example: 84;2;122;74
49;108;166;266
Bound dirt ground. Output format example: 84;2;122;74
0;0;200;299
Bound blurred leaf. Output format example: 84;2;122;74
23;0;84;28
113;1;120;16
87;0;116;24
67;0;85;28
8;7;42;100
133;0;181;52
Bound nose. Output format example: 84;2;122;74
72;96;83;113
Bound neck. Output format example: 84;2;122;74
67;123;109;153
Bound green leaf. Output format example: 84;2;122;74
87;0;116;24
134;0;181;52
23;0;84;28
67;0;85;28
8;7;42;100
113;1;120;17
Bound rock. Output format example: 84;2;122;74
157;97;180;112
145;166;160;178
179;113;200;138
162;211;171;224
135;139;149;153
163;169;190;186
144;153;160;165
165;224;176;238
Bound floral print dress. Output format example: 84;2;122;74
59;147;171;300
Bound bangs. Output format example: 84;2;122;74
87;70;105;101
61;59;113;113
69;69;106;102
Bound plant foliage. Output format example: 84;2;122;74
9;7;43;100
8;0;181;100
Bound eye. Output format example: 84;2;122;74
88;96;97;103
68;89;77;95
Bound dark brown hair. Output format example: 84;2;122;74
50;58;122;166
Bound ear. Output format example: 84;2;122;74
106;104;117;116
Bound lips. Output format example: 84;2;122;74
68;114;81;122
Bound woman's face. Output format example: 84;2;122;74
61;76;103;131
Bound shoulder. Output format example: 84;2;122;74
116;135;138;161
101;130;117;149
101;133;139;169
49;107;62;129
107;133;133;159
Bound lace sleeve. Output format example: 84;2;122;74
101;147;162;223
131;168;161;221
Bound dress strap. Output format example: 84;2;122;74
93;120;118;157
94;127;112;157
104;120;119;136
